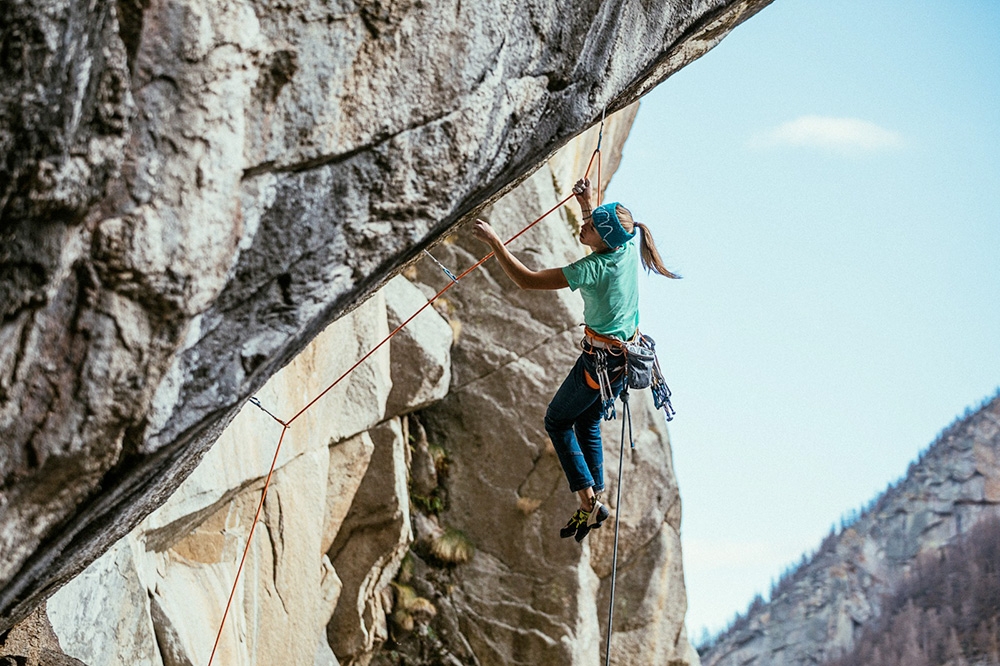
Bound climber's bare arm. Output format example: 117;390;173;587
471;219;569;291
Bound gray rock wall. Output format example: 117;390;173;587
408;124;693;665
0;0;772;630
4;109;699;666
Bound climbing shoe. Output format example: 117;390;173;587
560;509;589;539
575;498;610;542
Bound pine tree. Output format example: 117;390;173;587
943;627;967;666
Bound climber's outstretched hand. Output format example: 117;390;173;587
472;218;501;247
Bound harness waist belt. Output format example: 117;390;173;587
582;327;634;350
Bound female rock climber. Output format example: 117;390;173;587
472;177;679;542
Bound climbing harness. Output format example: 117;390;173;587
207;115;611;666
584;334;674;662
587;335;676;663
582;327;676;422
578;337;678;663
581;327;628;420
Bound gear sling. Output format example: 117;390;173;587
580;326;675;422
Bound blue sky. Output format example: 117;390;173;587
604;1;1000;640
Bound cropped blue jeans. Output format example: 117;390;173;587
544;347;626;494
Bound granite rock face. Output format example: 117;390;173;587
406;118;693;665
0;603;87;666
700;395;1000;666
382;275;453;415
10;109;700;666
0;0;772;630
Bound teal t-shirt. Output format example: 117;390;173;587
561;239;639;341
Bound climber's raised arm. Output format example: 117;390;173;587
471;219;569;290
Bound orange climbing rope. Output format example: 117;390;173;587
206;135;605;665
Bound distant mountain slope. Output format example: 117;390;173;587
823;515;1000;666
700;392;1000;666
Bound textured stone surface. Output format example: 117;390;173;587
327;418;412;665
142;292;390;538
32;108;698;665
39;296;390;665
46;539;162;666
383;275;453;415
0;0;771;629
700;395;1000;666
0;0;131;227
0;603;87;666
406;110;694;666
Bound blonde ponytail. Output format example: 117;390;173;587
615;206;681;279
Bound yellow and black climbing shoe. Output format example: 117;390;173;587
560;509;589;539
575;499;610;542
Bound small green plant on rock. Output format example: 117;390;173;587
429;528;475;565
396;553;414;585
407;414;450;516
410;486;447;515
428;443;449;477
388;582;437;640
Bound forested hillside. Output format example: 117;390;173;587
700;391;1000;666
823;516;1000;666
